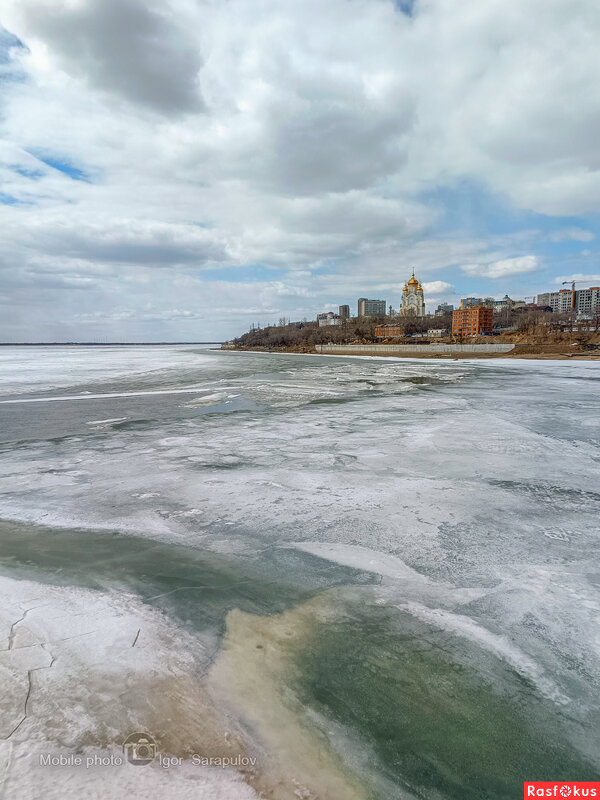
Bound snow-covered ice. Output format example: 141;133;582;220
1;346;599;798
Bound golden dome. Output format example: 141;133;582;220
407;271;419;286
402;285;408;291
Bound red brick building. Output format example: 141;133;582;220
375;325;403;338
452;306;493;337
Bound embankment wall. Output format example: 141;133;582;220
315;343;515;355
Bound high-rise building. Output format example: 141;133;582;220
536;290;572;312
537;288;600;314
576;287;600;314
338;304;350;319
434;303;454;316
357;298;386;317
400;272;425;317
452;306;493;336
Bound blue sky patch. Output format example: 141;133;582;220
394;0;416;17
0;27;25;64
0;192;21;205
11;165;46;181
423;179;599;241
27;150;93;183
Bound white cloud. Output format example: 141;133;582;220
549;227;595;242
461;256;540;279
421;280;454;294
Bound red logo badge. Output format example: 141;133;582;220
524;782;600;798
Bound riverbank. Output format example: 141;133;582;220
221;342;600;360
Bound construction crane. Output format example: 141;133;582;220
562;280;586;310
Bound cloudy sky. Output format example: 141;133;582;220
1;0;600;342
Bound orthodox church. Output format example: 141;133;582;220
400;272;425;317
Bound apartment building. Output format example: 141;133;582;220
537;287;600;314
452;306;494;336
357;298;386;317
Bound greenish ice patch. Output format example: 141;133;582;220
292;597;599;800
0;518;374;637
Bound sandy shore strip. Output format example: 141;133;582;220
223;345;600;360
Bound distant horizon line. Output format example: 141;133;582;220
0;341;225;346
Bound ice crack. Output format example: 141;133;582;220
1;644;56;741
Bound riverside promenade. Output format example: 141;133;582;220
315;343;515;355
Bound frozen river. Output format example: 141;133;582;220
0;345;599;798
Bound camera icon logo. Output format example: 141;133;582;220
122;732;158;766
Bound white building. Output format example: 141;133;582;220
493;295;525;312
537;287;600;314
317;312;342;327
574;287;600;315
400;272;425;317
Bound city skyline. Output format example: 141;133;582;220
311;278;600;329
1;1;600;342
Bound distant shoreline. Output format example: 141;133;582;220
223;345;600;361
0;342;224;346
